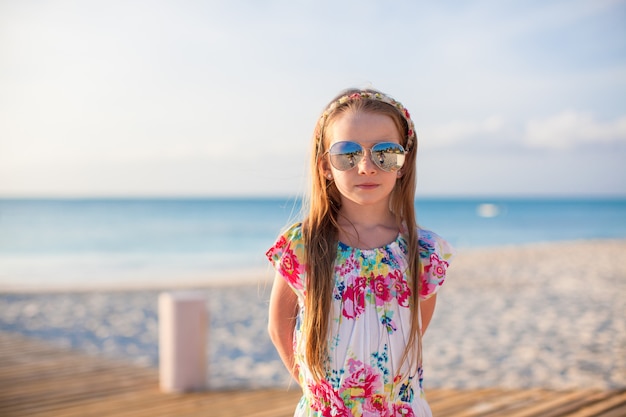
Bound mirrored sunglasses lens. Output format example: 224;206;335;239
329;142;363;171
371;143;405;171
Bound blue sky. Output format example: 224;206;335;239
1;0;625;197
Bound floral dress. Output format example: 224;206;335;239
266;223;454;417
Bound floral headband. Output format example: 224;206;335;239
315;90;417;153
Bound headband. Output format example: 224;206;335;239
316;90;417;153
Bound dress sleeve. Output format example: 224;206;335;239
418;229;455;300
265;223;307;298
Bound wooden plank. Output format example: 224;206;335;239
429;388;514;416
0;332;624;417
492;390;616;417
596;403;626;417
441;388;548;417
567;390;626;417
538;391;623;417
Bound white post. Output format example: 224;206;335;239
158;291;207;392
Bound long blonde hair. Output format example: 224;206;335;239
301;88;421;382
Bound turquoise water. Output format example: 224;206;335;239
1;198;625;289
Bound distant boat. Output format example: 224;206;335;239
476;203;500;218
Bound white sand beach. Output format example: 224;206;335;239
0;239;624;391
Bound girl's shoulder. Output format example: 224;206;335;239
417;228;455;262
416;228;455;299
266;222;307;294
265;223;304;263
278;222;303;245
266;222;304;254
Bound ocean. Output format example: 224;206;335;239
1;197;625;290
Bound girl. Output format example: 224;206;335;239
267;88;454;417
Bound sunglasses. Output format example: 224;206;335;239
327;141;406;172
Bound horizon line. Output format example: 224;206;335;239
1;193;625;201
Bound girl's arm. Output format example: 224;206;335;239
420;293;437;335
268;272;300;384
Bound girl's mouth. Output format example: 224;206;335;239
356;183;379;189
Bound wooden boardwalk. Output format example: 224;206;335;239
0;332;624;417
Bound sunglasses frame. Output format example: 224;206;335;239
326;141;406;172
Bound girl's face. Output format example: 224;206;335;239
324;111;403;210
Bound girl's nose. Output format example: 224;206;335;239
357;149;377;175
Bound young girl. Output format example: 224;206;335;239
267;88;454;417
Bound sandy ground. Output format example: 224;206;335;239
0;239;624;390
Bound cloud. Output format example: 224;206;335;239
524;111;626;149
420;111;626;153
419;116;510;148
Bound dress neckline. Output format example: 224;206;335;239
337;232;403;253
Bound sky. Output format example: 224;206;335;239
1;0;625;198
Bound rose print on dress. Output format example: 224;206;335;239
310;360;390;417
421;253;449;298
309;379;352;417
392;403;416;417
426;253;447;279
342;276;367;320
341;364;380;400
362;394;390;416
369;273;392;306
390;269;411;308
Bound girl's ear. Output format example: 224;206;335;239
319;157;331;178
